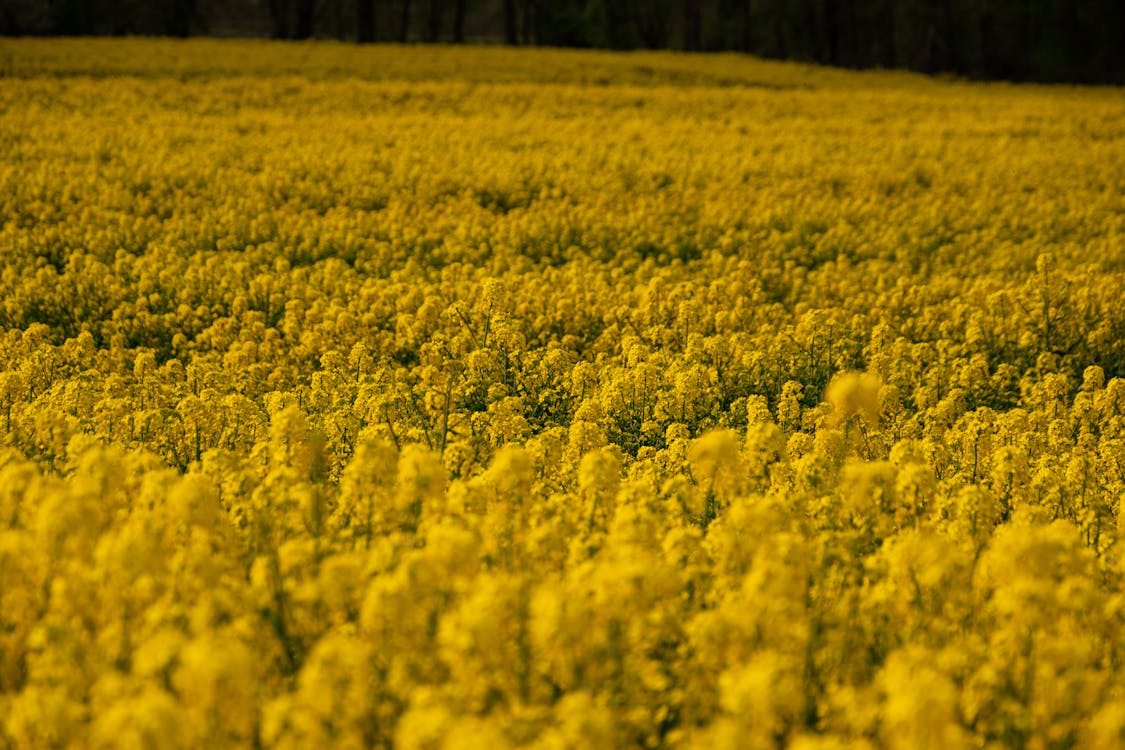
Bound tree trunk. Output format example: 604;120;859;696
824;0;838;64
741;0;752;52
503;0;518;44
268;0;291;38
628;0;663;49
400;0;411;41
452;0;466;42
0;4;22;35
974;0;992;77
167;0;197;37
357;0;376;42
520;0;535;44
928;0;955;72
884;0;897;67
683;0;702;51
1020;0;1035;79
771;7;786;57
294;0;316;38
603;0;631;49
428;0;441;41
332;0;346;39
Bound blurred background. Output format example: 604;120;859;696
2;0;1123;83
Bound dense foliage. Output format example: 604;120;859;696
3;39;1125;749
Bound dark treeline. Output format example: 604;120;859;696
3;0;1124;83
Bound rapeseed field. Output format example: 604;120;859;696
2;37;1125;749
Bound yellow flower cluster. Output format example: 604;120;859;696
2;38;1125;749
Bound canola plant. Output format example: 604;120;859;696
2;37;1125;749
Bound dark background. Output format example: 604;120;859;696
3;0;1124;84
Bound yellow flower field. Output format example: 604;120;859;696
2;37;1125;748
